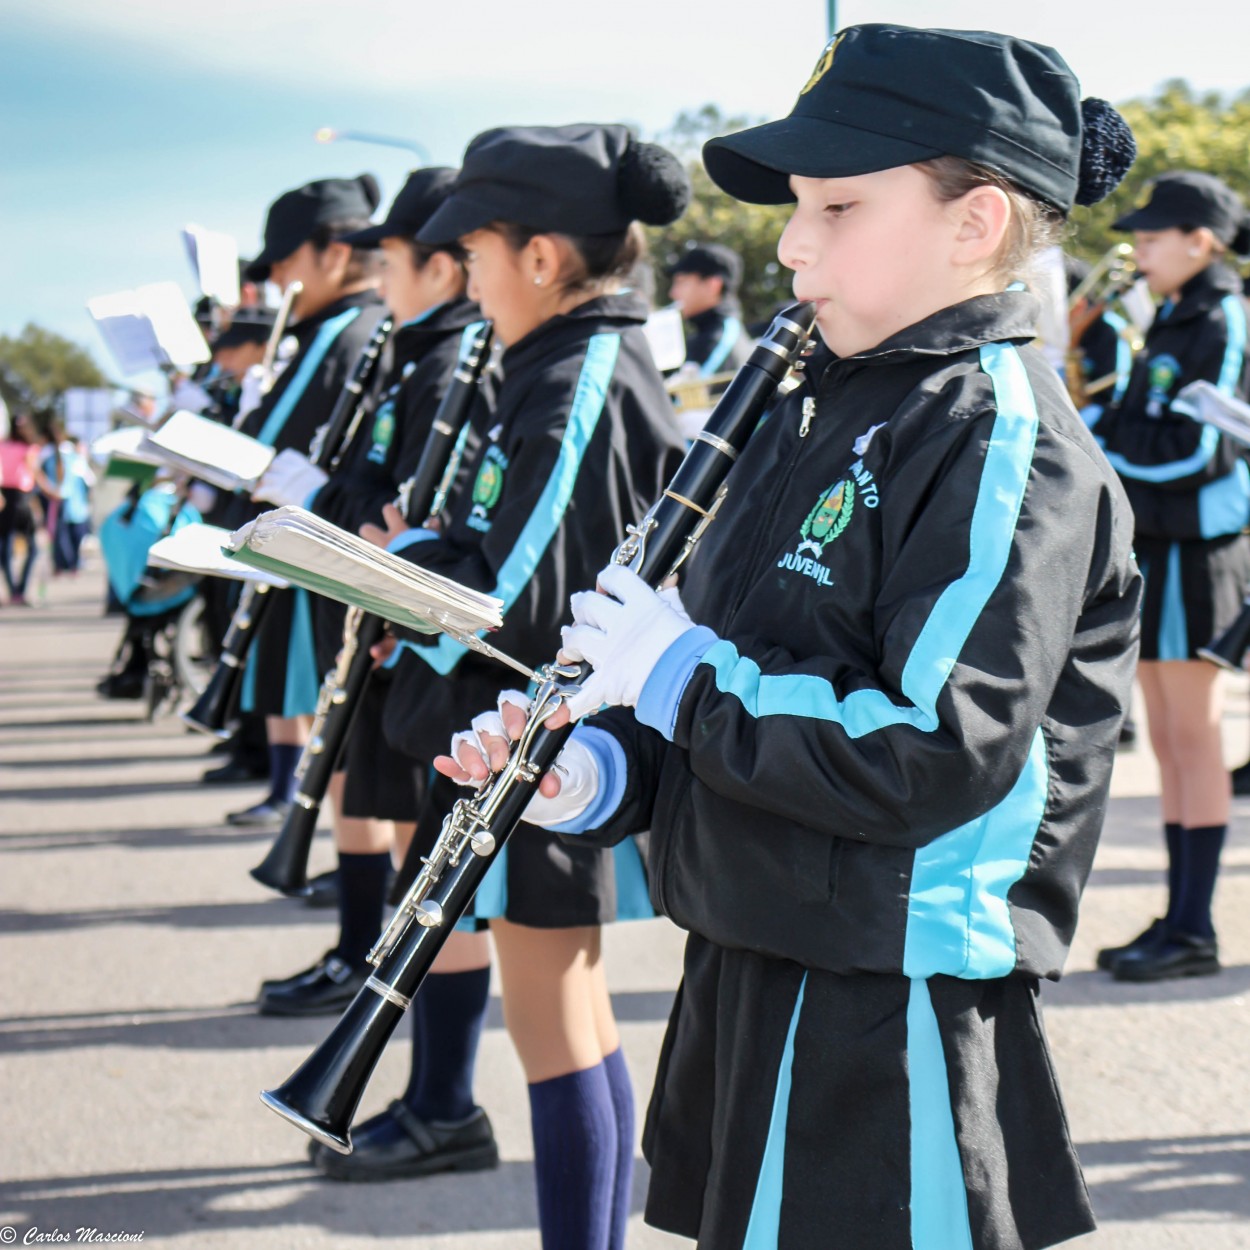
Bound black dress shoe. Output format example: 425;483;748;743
257;954;366;1016
227;799;292;828
203;758;269;784
312;1101;498;1181
1113;929;1220;982
301;869;341;910
1096;918;1168;971
259;951;341;994
1232;760;1250;797
96;670;146;700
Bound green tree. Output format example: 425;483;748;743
0;323;109;418
1069;81;1250;262
646;106;794;327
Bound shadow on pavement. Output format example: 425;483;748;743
0;988;676;1054
1050;964;1250;1007
0;825;272;852
0;1155;601;1239
1081;1132;1250;1222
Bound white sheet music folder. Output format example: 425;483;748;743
225;507;504;641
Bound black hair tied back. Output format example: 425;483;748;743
1232;214;1250;258
618;141;692;227
1075;99;1136;207
358;172;383;213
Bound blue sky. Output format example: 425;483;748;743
5;0;1249;388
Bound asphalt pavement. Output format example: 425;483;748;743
1;559;1247;1249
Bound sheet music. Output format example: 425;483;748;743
145;410;275;491
227;507;504;641
86;282;211;376
148;523;290;586
183;224;241;306
643;305;687;373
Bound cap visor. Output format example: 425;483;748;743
338;222;393;247
416;192;500;246
1112;205;1178;233
704;115;943;205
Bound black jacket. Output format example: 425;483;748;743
684;298;752;376
311;298;486;536
1095;263;1250;540
238;289;387;460
384;291;686;762
574;291;1142;981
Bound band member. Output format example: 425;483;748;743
446;27;1141;1249
1091;171;1250;981
668;242;752;375
362;124;689;1244
226;173;387;828
251;166;502;1180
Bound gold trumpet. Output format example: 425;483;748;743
1066;243;1143;408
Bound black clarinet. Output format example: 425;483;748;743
183;314;394;737
260;302;816;1152
250;322;494;895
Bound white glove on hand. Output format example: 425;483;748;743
447;691;601;828
253;448;329;507
560;563;693;722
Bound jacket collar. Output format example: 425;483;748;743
843;289;1040;367
689;296;743;330
292;287;382;339
502;290;650;368
1159;263;1243;326
393;297;482;344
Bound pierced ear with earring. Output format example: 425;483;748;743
533;276;544;286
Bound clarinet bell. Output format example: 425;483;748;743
1198;599;1250;672
250;798;320;895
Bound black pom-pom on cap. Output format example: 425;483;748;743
1075;99;1136;207
357;172;383;213
617;141;692;226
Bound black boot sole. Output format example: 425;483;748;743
315;1141;500;1182
1113;957;1221;983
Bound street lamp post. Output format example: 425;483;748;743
314;128;431;165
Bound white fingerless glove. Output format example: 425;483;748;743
253;448;329;507
560;563;694;722
447;691;601;828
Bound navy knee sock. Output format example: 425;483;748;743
1172;825;1225;940
334;851;392;968
267;743;302;806
404;966;490;1123
602;1047;635;1250
1164;822;1184;924
528;1063;618;1250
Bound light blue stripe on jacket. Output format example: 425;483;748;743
698;341;1039;741
256;307;363;447
415;332;622;675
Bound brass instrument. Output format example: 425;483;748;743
1066;243;1142;408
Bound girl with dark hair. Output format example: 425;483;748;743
353;124;689;1250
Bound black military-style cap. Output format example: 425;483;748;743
704;25;1119;214
418;123;690;245
340;167;460;247
212;305;277;349
246;173;382;281
1113;172;1248;245
670;243;743;289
